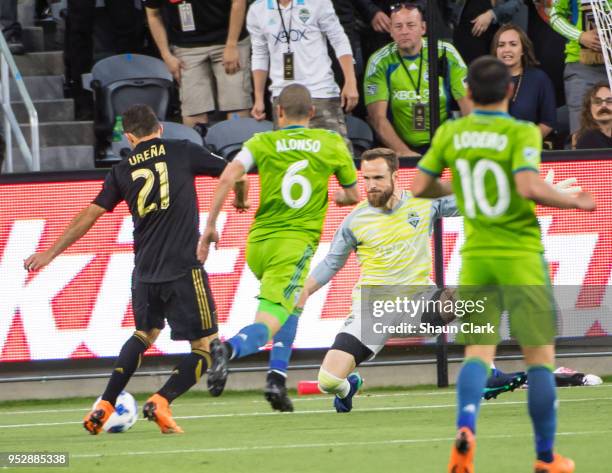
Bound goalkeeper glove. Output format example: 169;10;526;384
544;169;582;194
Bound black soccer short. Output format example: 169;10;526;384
131;267;218;341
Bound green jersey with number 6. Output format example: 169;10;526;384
418;110;544;257
238;125;357;245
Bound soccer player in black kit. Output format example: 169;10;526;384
24;104;242;434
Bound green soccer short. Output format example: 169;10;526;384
456;253;556;346
246;237;315;321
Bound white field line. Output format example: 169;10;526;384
0;392;455;416
1;396;612;429
2;383;611;416
68;430;612;459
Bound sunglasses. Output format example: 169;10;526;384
390;2;425;14
591;97;612;106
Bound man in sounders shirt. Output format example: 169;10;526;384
412;56;595;473
364;2;471;157
199;83;360;411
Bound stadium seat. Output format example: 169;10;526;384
547;105;571;150
89;54;173;166
111;121;204;159
346;115;374;157
205;117;273;160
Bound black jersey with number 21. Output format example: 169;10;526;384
94;138;226;283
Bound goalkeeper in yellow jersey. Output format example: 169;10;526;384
295;147;458;412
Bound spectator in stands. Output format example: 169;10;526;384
493;24;556;137
330;0;367;120
332;0;362;74
354;0;393;69
66;1;145;120
550;0;608;134
355;0;451;62
445;0;521;65
247;0;358;140
0;0;24;55
364;3;470;157
527;0;566;107
575;82;612;149
145;0;252;128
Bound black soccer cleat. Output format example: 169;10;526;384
207;339;229;397
264;378;294;412
483;371;527;400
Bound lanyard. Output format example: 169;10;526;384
397;49;424;100
277;0;294;53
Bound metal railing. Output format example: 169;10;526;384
1;351;611;384
0;33;40;172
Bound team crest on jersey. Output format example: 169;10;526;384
524;147;539;164
366;84;378;95
299;8;310;23
407;211;421;228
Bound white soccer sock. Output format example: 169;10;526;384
318;367;351;398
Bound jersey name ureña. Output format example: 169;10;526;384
94;138;226;283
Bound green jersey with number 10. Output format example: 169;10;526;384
241;126;357;245
418;110;544;257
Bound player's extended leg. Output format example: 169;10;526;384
83;329;158;434
226;305;283;359
209;239;315;396
318;333;372;413
207;301;287;396
143;335;216;434
448;344;496;473
524;346;575;473
265;311;301;412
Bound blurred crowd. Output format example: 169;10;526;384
1;0;611;155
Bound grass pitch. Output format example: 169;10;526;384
1;382;611;473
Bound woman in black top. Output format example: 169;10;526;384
492;24;556;138
449;0;520;65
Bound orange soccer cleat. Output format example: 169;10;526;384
83;399;115;435
448;427;476;473
534;453;575;473
142;393;184;434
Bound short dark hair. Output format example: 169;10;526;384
467;56;511;105
361;148;399;173
122;104;160;138
278;84;312;119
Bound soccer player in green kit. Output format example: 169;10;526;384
411;57;596;473
199;83;360;411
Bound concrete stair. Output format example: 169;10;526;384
9;146;97;173
12;99;74;123
14;51;63;76
19;121;94;147
2;2;96;173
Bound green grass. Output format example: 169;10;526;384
1;383;611;473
